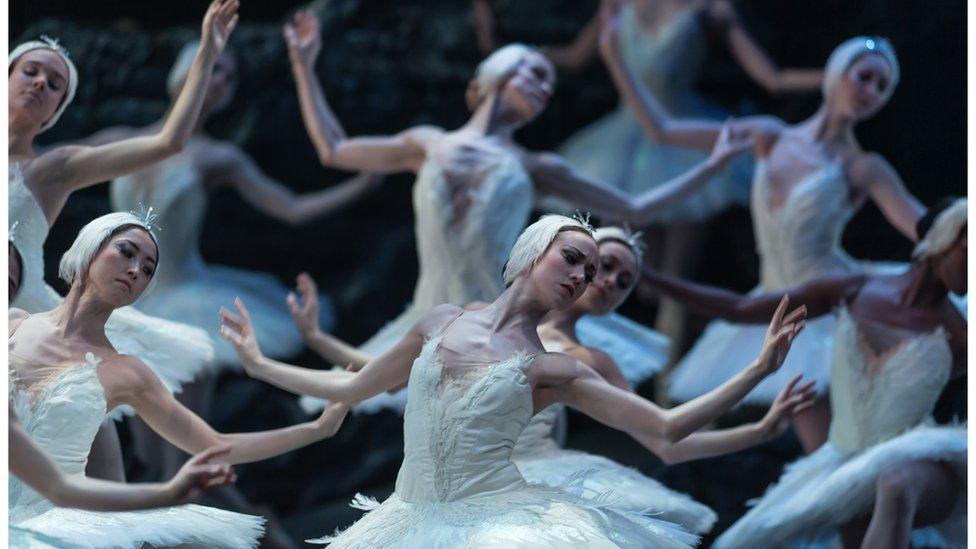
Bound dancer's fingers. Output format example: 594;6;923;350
234;297;253;324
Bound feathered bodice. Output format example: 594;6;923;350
619;6;705;110
513;404;564;457
411;145;533;309
111;158;208;286
395;333;537;502
828;308;952;452
9;354;107;521
9;164;58;312
751;159;855;289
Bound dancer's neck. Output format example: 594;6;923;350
483;282;552;339
8;117;38;161
806;105;857;146
49;285;115;341
898;261;948;308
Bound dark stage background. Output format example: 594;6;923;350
12;0;967;545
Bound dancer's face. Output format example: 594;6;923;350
833;54;893;120
577;241;638;315
527;230;597;310
8;50;69;130
498;53;555;123
86;228;158;307
934;228;967;295
9;242;23;304
203;52;237;113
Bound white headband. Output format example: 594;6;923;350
593;225;645;267
503;213;594;286
822;36;899;104
913;199;967;260
9;36;79;132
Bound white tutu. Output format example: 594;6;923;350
668;310;835;404
9;526;82;549
577;313;670;386
513;405;716;535
310;485;698;548
517;450;716;535
16;504;266;549
10;355;265;549
714;424;967;548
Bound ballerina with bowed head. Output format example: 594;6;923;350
221;214;806;547
511;225;816;535
8;212;349;548
639;198;967;548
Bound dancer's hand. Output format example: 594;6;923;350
201;0;240;57
758;374;817;440
597;0;624;61
165;444;236;505
284;9;322;68
753;296;806;376
220;298;265;375
287;272;321;339
707;119;753;167
313;401;350;438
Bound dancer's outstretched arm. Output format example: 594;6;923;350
597;0;782;152
573;343;815;461
633;374;816;463
535;297;805;442
101;355;348;465
10;404;236;509
705;0;822;94
285;10;438;174
640;265;862;323
28;0;239;208
223;298;461;403
287;273;372;368
208;145;382;226
528;120;751;226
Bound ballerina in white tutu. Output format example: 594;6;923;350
514;225;816;536
281;9;753;414
80;42;381;369
641;198;967;548
8;0;243;485
220;214;806;547
600;0;934;452
8;212;350;548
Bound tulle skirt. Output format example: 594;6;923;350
309;485;699;548
136;263;334;367
714;423;967;548
515;448;716;535
668;307;835;405
13;504;265;549
9;526;81;549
